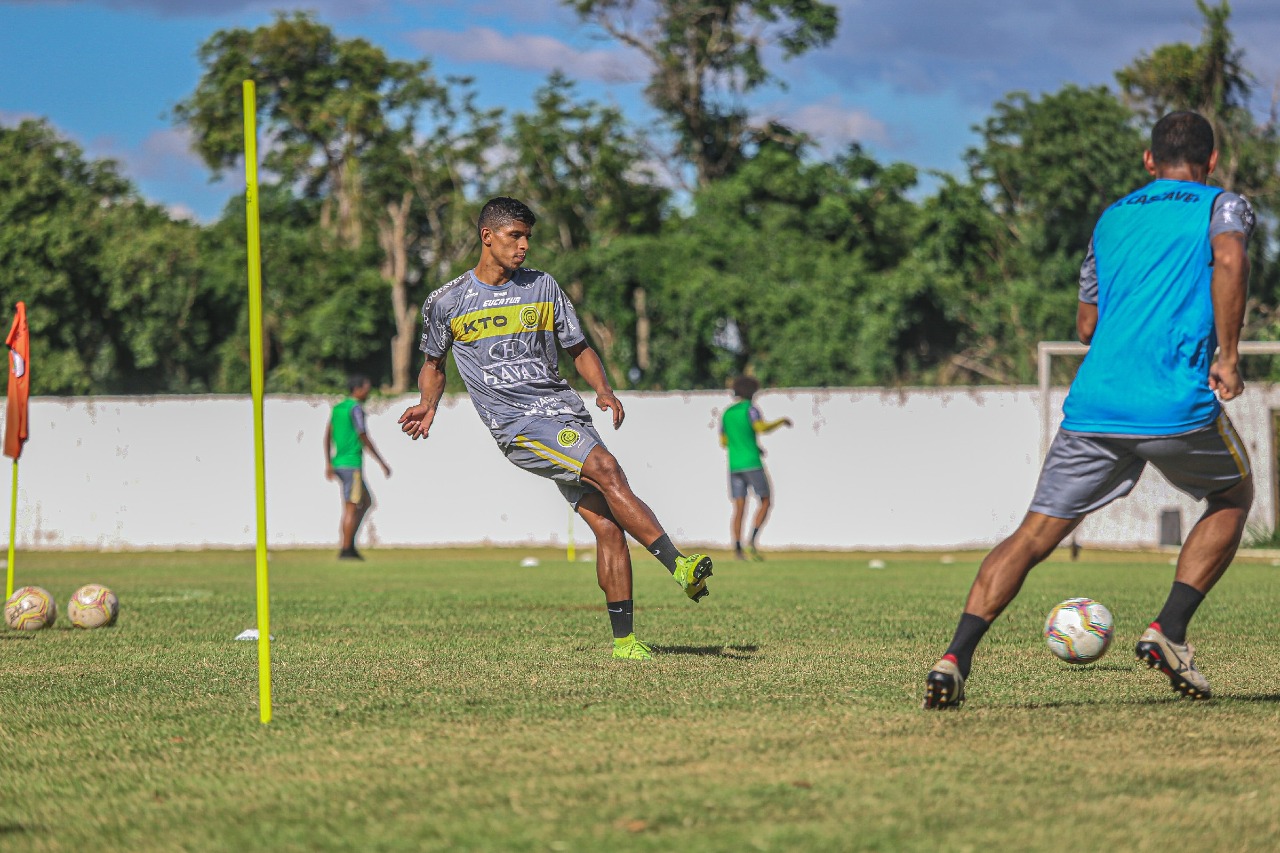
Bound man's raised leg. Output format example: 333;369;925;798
580;447;712;602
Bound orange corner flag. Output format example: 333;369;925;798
4;302;30;460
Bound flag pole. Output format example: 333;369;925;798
3;301;29;601
243;79;273;724
5;459;15;600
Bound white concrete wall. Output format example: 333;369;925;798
1;388;1273;551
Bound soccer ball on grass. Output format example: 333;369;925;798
67;583;119;629
1044;597;1114;664
4;585;57;631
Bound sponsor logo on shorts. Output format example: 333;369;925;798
519;306;540;329
557;428;581;448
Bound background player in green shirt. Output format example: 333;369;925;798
325;375;392;560
720;376;792;560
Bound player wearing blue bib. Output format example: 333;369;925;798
924;112;1255;709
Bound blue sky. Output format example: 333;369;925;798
2;0;1278;222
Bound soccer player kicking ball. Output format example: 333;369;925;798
398;197;713;661
923;111;1255;709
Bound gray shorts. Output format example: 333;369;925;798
504;417;604;507
1030;414;1250;518
334;468;370;506
729;468;770;500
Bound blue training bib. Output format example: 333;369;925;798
1062;179;1223;435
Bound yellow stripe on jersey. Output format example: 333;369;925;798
1215;413;1250;478
515;435;583;473
451;302;554;342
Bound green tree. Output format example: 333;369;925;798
1115;0;1277;196
503;74;668;387
200;186;392;393
173;12;439;249
952;85;1147;383
0;120;226;394
1115;0;1280;339
623;136;919;389
565;0;838;186
364;77;503;391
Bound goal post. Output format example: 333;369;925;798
1037;340;1280;461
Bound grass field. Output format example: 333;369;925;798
3;547;1280;852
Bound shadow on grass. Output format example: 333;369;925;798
655;644;760;658
0;824;43;836
0;633;34;641
1224;693;1280;703
1004;692;1280;709
1003;696;1175;709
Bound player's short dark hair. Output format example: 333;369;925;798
732;375;760;400
346;374;371;393
1150;112;1215;167
477;197;536;237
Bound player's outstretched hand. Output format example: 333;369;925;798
1209;360;1244;401
398;404;437;440
596;391;625;429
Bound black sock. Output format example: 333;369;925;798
944;613;991;679
734;540;743;552
750;527;761;547
607;599;634;639
1154;581;1205;645
646;534;682;574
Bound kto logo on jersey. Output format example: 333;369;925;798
488;339;530;361
519;306;541;329
461;314;508;335
557;428;581;448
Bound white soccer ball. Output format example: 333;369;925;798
67;583;119;629
1044;597;1114;664
5;585;57;631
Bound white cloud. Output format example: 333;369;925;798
408;27;647;84
82;127;239;222
774;99;889;148
88;127;201;182
165;202;199;221
0;109;41;126
818;0;1280;108
1;0;389;18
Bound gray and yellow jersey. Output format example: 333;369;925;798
419;268;593;446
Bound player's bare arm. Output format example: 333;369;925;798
360;434;392;477
399;355;448;440
566;340;624;430
323;423;336;480
1209;230;1250;401
1076;302;1098;344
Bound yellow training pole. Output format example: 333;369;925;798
243;80;272;724
567;504;575;563
5;460;16;599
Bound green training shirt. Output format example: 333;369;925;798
330;397;366;469
721;399;763;472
